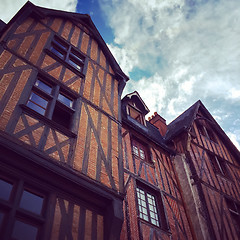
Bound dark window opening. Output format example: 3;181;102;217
52;104;72;129
196;121;217;143
208;153;230;177
196;122;206;137
225;198;240;236
50;36;84;72
206;128;217;142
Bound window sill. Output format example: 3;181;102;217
20;105;77;138
138;218;170;234
45;49;85;78
132;154;154;166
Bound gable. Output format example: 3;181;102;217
1;1;128;85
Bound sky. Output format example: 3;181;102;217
0;0;240;149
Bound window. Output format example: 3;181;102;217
196;121;217;142
128;104;145;125
136;185;167;229
225;198;240;236
0;175;48;239
26;77;75;129
50;36;84;72
132;138;150;162
208;153;230;177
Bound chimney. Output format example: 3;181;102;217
148;112;167;136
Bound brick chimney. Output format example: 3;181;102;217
148;112;167;136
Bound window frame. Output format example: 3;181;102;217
208;153;230;178
0;174;49;240
131;138;151;163
225;198;240;236
24;75;77;136
196;120;217;143
127;104;146;126
135;183;168;230
46;35;85;77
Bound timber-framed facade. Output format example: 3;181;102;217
0;2;239;240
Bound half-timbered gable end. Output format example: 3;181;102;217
166;100;240;240
121;91;193;240
0;2;128;239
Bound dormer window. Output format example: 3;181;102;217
123;91;150;126
128;104;145;125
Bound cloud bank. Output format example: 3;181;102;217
0;0;78;23
99;0;240;148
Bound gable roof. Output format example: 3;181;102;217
0;1;129;84
122;91;150;115
0;20;6;34
165;100;200;141
165;100;240;159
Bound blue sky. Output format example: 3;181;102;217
1;0;240;149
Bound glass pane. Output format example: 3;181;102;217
151;219;156;225
12;220;38;240
142;207;147;214
70;49;84;63
35;80;52;94
50;45;65;59
58;93;73;108
68;57;82;71
133;146;138;156
139;149;145;159
143;215;148;221
0;178;13;201
0;212;4;228
20;190;44;215
53;38;68;50
29;93;48;108
27;101;46;115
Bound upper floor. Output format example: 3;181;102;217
0;1;129;194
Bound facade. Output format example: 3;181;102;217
0;2;239;240
0;2;128;240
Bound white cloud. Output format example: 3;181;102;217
228;88;240;100
0;0;77;23
227;132;240;151
99;0;240;146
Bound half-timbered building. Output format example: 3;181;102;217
165;100;240;240
0;2;240;240
0;2;128;239
120;92;193;240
